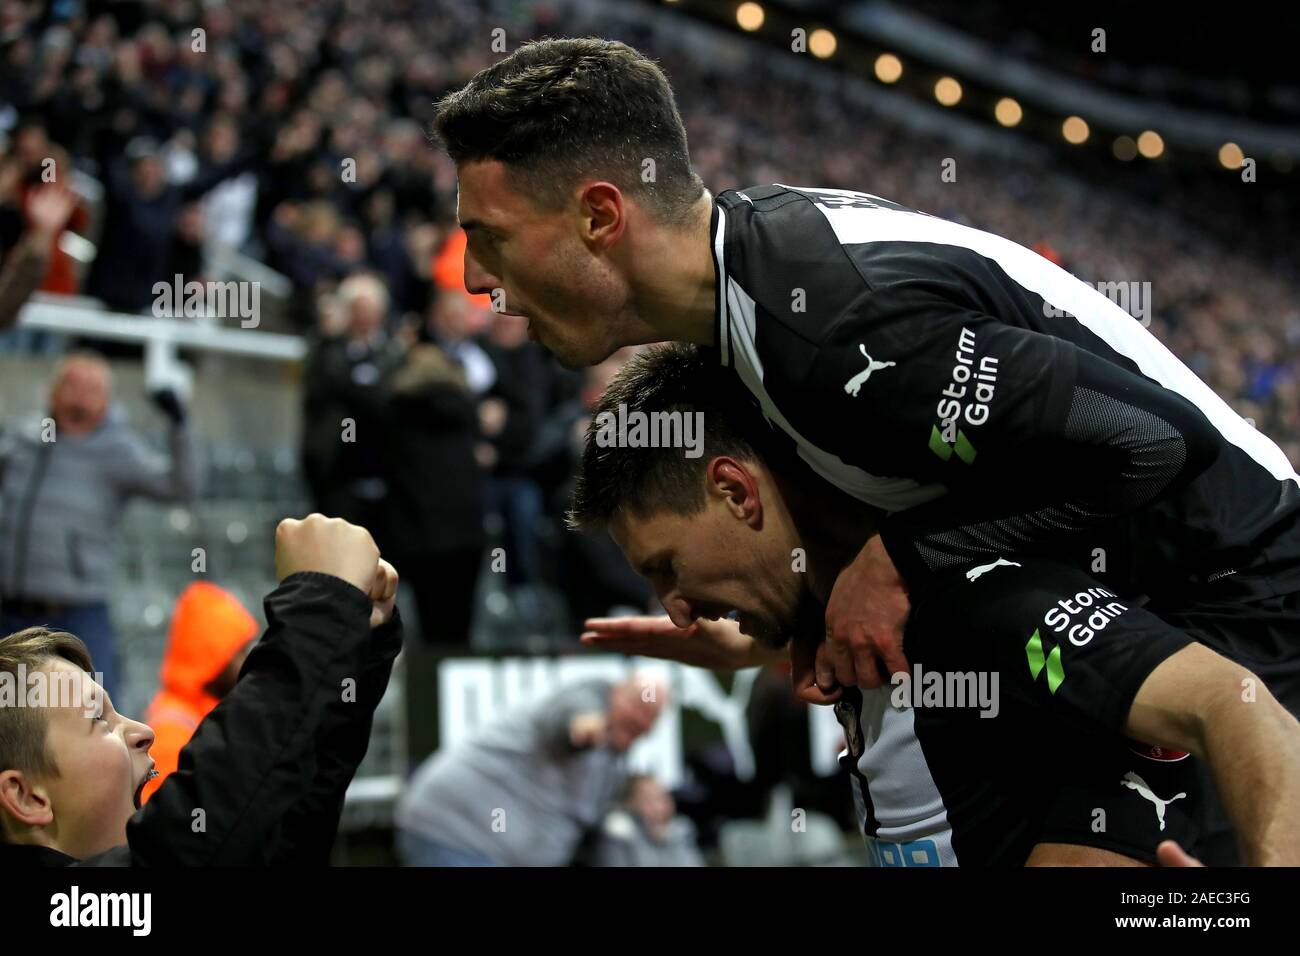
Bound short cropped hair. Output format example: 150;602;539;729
568;343;772;529
433;38;705;225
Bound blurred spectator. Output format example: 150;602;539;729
394;676;666;866
0;182;78;331
139;582;257;804
551;350;657;625
0;352;201;700
194;115;258;263
378;342;486;646
266;200;364;329
301;271;404;542
590;774;705;867
165;201;206;293
0;121;89;298
86;134;261;313
423;289;495;396
481;311;549;603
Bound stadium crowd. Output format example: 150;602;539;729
0;0;1295;864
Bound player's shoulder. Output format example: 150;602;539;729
716;184;983;345
718;183;918;214
715;185;881;349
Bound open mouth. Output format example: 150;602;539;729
696;605;741;624
133;763;157;810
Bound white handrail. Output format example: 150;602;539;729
15;297;307;362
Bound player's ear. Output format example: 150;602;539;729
709;456;761;524
579;182;626;249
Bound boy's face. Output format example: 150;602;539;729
31;660;156;858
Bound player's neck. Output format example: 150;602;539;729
629;192;718;347
772;465;878;604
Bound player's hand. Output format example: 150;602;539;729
581;615;781;670
368;558;399;629
1156;840;1205;867
790;632;843;706
818;535;910;697
275;514;380;595
569;712;608;748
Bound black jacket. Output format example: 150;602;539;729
379;369;486;558
1;572;402;866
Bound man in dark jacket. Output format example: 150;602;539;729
301;272;406;545
0;514;401;866
378;342;485;646
85;137;261;314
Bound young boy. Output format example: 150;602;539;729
0;514;401;865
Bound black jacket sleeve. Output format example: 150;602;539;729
114;572;380;865
269;608;404;865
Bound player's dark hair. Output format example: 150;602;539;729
568;344;769;530
432;38;705;225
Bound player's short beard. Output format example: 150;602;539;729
747;589;825;650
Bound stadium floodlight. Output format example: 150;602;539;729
994;98;1022;127
874;53;902;83
736;2;764;31
809;28;836;58
1218;143;1245;169
1137;130;1165;159
1062;116;1089;145
934;76;962;107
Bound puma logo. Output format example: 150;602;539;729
1120;771;1187;831
966;558;1022;582
844;345;895;397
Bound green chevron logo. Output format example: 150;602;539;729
929;425;977;464
1025;629;1064;694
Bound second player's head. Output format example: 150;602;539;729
568;344;819;649
434;38;708;368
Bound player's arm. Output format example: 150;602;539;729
1125;642;1300;866
806;282;1220;693
810;282;1222;587
1025;844;1146;867
960;561;1298;867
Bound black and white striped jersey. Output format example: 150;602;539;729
838;557;1203;867
706;183;1300;605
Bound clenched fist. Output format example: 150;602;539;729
275;514;380;595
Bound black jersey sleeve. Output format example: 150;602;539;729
909;558;1194;739
791;281;1222;587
